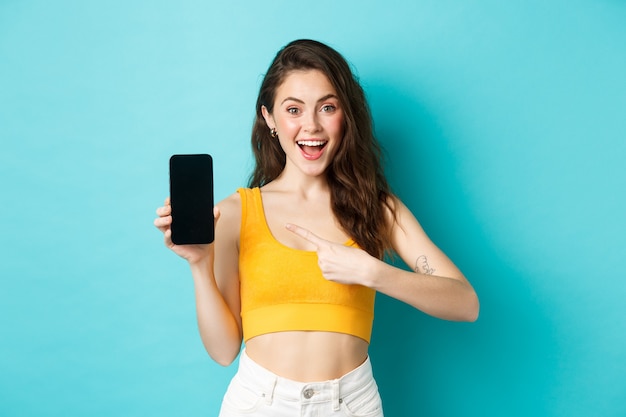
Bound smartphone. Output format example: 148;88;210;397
169;154;214;245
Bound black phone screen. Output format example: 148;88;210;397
169;154;214;245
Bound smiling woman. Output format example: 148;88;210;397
154;39;479;417
262;70;344;169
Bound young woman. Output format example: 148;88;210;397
154;39;479;417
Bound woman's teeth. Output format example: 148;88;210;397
297;140;327;159
297;140;327;147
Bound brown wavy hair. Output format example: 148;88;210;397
249;39;394;259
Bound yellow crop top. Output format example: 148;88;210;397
237;187;376;343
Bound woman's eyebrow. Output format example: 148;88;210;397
280;94;339;105
317;94;339;103
281;96;304;105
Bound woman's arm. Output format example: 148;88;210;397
371;197;479;321
285;197;479;322
154;193;243;365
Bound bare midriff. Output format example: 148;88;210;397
244;331;369;382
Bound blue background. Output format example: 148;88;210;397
1;1;625;416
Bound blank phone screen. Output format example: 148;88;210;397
169;154;214;245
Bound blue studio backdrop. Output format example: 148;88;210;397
1;1;625;416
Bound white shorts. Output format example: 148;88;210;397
218;349;384;417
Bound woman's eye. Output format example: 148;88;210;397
287;107;300;115
321;105;336;112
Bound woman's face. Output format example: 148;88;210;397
262;69;345;179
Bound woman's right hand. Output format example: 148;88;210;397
154;197;220;265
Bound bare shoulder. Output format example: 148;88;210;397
386;194;465;279
215;191;242;242
385;195;424;232
385;194;430;250
217;191;242;213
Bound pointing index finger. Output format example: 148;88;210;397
285;223;326;247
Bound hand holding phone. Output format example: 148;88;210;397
169;154;214;245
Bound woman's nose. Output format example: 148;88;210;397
303;112;321;133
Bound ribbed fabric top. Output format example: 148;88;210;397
237;187;376;343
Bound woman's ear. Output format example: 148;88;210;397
261;106;274;130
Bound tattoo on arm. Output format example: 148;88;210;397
414;255;436;275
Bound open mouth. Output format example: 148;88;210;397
297;140;328;152
297;140;328;159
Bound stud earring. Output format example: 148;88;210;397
270;128;277;138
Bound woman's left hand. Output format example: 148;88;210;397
286;223;380;287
